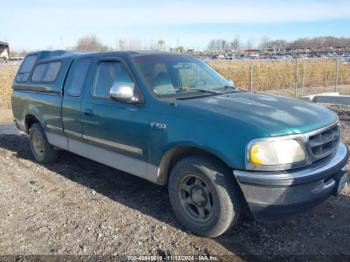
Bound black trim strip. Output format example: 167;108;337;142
12;88;62;95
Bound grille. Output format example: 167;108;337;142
308;124;340;161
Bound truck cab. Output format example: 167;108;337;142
12;51;349;238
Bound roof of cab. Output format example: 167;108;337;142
27;50;183;63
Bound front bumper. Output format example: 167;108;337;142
233;143;349;221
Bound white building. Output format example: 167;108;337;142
0;41;10;62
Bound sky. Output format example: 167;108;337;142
1;0;350;51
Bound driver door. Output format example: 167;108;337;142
80;58;152;176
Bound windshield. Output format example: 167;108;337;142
133;55;233;98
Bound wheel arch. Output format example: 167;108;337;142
157;145;233;185
25;114;41;133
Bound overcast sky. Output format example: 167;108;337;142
1;0;350;51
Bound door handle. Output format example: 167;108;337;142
83;108;94;116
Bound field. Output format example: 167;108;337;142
0;64;17;109
208;58;350;96
1;59;350;110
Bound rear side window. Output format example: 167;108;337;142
65;58;92;97
16;55;38;82
32;61;62;83
93;61;134;98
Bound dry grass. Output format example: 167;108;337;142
208;59;350;95
0;109;13;124
0;64;17;109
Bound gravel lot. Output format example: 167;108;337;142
0;105;349;261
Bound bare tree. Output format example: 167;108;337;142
207;39;230;52
271;40;288;50
207;39;217;51
259;36;271;49
244;39;254;49
73;35;110;51
259;39;287;50
287;36;350;49
118;40;126;50
11;49;28;57
158;40;165;50
175;46;185;53
230;37;241;51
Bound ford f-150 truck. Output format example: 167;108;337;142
12;50;349;238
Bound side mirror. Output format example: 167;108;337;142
110;84;138;103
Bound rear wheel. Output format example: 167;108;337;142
29;123;58;163
168;156;241;238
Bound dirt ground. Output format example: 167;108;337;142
0;105;349;261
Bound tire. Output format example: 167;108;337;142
29;123;58;163
168;156;241;238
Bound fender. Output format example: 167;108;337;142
156;142;234;185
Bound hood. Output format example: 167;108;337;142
177;92;338;136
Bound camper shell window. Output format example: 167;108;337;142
16;55;38;82
32;61;62;83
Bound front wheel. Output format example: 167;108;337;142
29;123;58;163
168;156;241;238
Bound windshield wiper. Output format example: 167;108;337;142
175;88;223;100
217;85;245;93
190;88;222;94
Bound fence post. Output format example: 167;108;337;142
302;58;306;90
249;59;253;92
295;58;299;97
335;57;339;92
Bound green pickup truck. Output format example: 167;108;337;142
12;51;349;237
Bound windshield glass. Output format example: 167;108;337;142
133;55;233;98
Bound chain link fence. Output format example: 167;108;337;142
208;57;350;97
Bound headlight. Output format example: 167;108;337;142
248;139;306;167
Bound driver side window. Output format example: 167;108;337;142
93;61;134;98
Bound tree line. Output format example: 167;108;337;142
10;35;350;57
71;35;350;52
207;36;350;52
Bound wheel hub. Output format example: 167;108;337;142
178;175;214;221
191;186;207;206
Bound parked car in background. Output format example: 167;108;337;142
12;51;349;237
